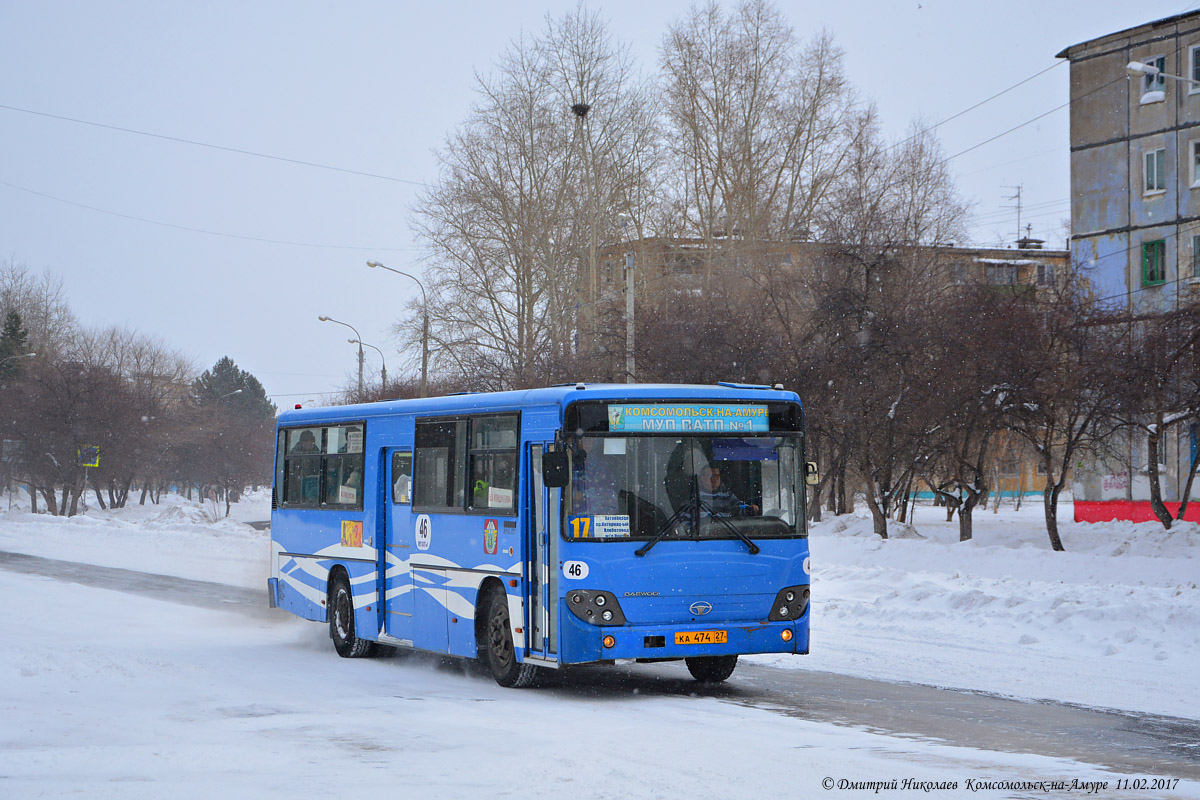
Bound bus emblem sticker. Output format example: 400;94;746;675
341;520;363;548
562;560;589;580
415;515;432;551
484;519;499;555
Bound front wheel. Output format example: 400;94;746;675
483;589;538;688
329;573;373;658
685;655;738;683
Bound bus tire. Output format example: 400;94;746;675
685;655;737;683
483;588;538;688
329;572;373;658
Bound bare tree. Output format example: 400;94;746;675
801;119;968;539
0;257;77;358
408;6;660;389
1108;303;1200;529
1004;286;1126;551
660;1;864;249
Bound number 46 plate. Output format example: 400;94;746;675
674;630;727;645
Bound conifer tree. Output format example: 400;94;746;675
192;356;276;419
0;309;31;382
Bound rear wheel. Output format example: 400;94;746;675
483;588;538;688
329;573;373;658
685;655;738;683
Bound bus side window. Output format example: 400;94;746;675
468;415;518;513
324;424;364;508
392;452;412;504
414;419;466;511
285;427;323;505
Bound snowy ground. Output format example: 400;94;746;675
1;489;1198;797
751;503;1200;719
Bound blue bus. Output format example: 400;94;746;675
268;383;812;687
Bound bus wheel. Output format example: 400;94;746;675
685;655;737;683
329;573;373;658
483;589;538;688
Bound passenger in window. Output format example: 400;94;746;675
292;430;319;454
572;437;618;515
698;465;758;517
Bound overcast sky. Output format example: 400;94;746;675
1;1;1193;405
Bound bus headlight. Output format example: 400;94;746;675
768;585;809;622
565;590;626;626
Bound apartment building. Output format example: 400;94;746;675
1058;10;1200;314
1060;12;1200;521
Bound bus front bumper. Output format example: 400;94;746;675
557;609;809;665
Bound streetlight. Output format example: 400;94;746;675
348;338;387;393
1126;61;1200;87
218;388;243;401
366;260;429;396
318;315;364;398
0;352;36;366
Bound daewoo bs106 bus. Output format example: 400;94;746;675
268;383;814;687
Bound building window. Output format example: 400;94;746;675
1191;45;1200;93
986;264;1017;285
1143;55;1167;94
1192;140;1200;187
1142;240;1166;287
1037;263;1055;286
1144;148;1166;194
1192;235;1200;280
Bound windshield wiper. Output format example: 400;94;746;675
694;498;760;555
635;492;760;557
634;500;691;557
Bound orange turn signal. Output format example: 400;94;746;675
602;635;616;648
781;629;793;642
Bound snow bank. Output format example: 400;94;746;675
0;488;270;589
747;505;1200;718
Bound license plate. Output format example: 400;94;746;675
674;630;727;645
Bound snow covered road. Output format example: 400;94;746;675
2;492;1198;797
2;549;1198;798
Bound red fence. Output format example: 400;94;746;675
1073;500;1200;523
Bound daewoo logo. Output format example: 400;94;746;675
689;601;713;616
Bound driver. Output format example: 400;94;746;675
698;465;759;517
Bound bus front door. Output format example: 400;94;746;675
383;449;414;645
528;444;559;660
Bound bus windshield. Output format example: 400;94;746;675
565;434;803;541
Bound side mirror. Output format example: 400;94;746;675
544;450;570;488
804;461;820;486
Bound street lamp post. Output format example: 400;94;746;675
318;315;364;398
349;338;387;393
366;261;429;396
1126;61;1200;87
0;352;36;367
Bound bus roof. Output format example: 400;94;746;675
277;383;802;425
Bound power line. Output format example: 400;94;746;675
0;101;427;188
947;75;1126;163
890;61;1066;152
0;178;417;251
